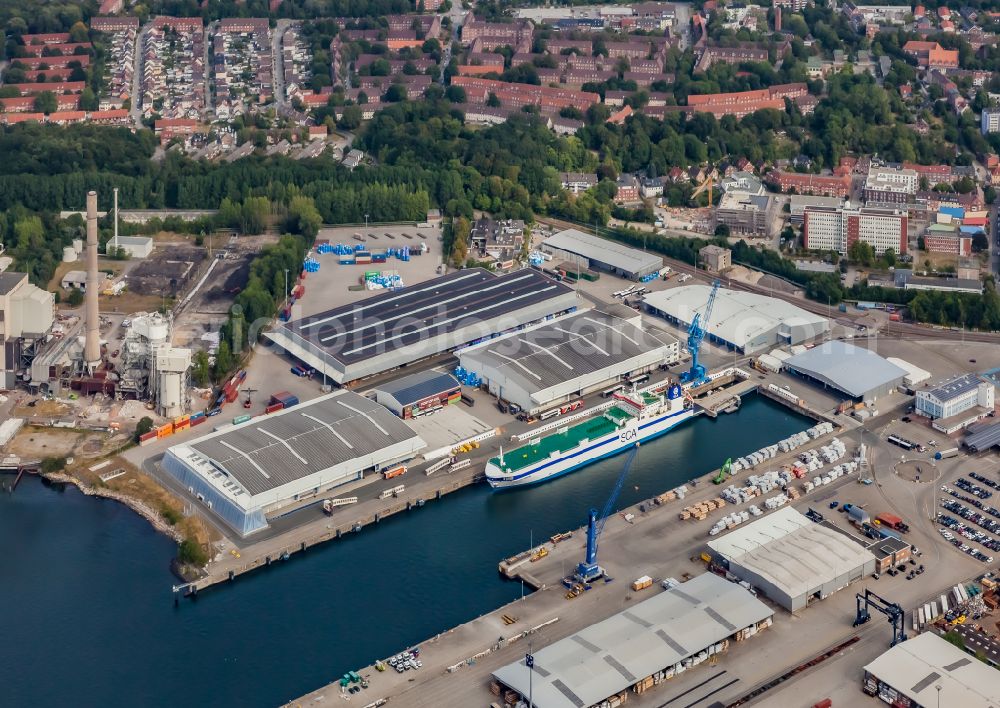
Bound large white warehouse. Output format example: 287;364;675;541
162;391;426;536
708;507;877;612
458;308;679;414
643;285;829;354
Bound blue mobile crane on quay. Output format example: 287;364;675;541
680;279;721;388
573;447;640;584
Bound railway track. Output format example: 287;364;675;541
536;218;1000;344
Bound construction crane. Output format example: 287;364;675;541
241;387;258;409
575;447;639;583
680;279;721;387
854;588;907;647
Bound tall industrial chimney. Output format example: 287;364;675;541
84;190;101;372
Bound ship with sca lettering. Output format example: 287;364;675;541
485;384;695;489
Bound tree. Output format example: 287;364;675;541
714;224;730;237
883;247;896;268
40;457;67;474
972;232;989;253
285;195;322;239
33;91;57;114
66;287;84;306
214;340;234;380
178;539;208;566
384;84;407;102
338;105;362;130
191;351;211;387
134;416;154;443
445;84;466;103
848;239;874;266
450;216;470;267
486;92;501;107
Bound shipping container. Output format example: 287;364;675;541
139;430;157;442
888;313;901;322
156;423;174;438
190;415;207;427
233;415;251;425
383;465;407;480
265;402;284;414
225;388;239;403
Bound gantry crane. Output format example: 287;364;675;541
680;279;721;387
854;588;907;647
575;447;639;583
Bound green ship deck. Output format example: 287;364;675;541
490;408;634;474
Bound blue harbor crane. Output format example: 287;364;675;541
575;446;639;583
680;279;721;387
854;588;907;647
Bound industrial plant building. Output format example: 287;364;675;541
266;268;578;384
642;285;829;354
0;271;55;389
863;632;1000;708
372;369;461;419
708;507;877;612
916;373;995;434
541;229;664;280
782;341;907;401
163;391;426;536
458;309;679;414
491;573;774;708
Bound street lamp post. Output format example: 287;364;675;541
365;213;369;246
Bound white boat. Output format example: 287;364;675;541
486;384;696;489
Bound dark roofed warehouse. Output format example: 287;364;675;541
266;268;578;384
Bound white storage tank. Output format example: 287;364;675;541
62;246;78;263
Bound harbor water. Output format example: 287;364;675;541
0;395;809;707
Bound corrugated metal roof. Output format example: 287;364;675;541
643;285;828;350
784;341;906;398
542;229;663;275
964;421;1000;452
708;507;876;599
864;632;1000;708
460;310;677;399
492;573;772;708
183;391;424;497
373;370;459;406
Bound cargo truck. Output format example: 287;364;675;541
876;513;910;533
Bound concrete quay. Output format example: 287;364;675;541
178;461;484;595
290;411;993;708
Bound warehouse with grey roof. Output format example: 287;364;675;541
491;572;773;708
708;507;877;611
782;340;907;401
542;228;664;280
162;391;426;536
265;268;578;384
864;632;1000;708
457;309;680;414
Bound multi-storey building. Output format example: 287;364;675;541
982;108;1000;135
863;167;918;205
803;205;907;255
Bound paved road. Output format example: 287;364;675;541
129;22;147;125
536;216;1000;344
441;4;467;85
271;19;295;108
